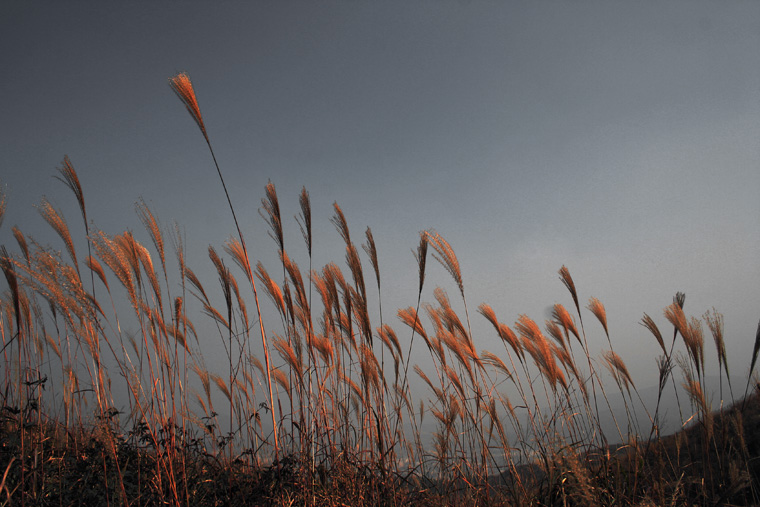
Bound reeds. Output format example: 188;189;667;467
0;75;758;506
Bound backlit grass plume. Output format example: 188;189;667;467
426;230;463;300
168;71;279;457
169;72;207;141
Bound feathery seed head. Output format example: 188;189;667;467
313;333;334;364
604;350;634;395
426;230;463;299
331;203;351;245
478;303;497;328
552;303;580;345
256;262;286;318
667;300;704;378
545;319;566;350
38;197;79;275
211;374;231;401
481;350;512;378
414;231;429;297
363;227;380;290
297;187;312;255
272;367;291;397
664;302;689;342
12;227;30;265
136;199;165;271
515;314;542;343
273;334;302;377
559;266;579;312
398;306;428;344
169;72;207;140
498;322;523;360
688;316;705;377
641;313;666;354
260;181;284;253
379;323;401;356
478;303;522;358
704;308;728;375
587;297;608;337
86;256;108;291
674;291;686;309
223;236;252;280
55;156;87;225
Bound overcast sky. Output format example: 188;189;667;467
2;1;759;399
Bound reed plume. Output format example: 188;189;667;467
185;267;208;303
211;374;231;402
136;199;166;273
395;233;430;433
169;72;278;456
12;227;29;266
169;72;207;141
480;303;523;359
37;198;79;276
603;350;634;396
516;314;561;391
256;262;286;319
296;187;312;256
665;304;705;381
55;156;86;225
480;350;512;379
684;379;712;440
704;309;729;387
363;227;380;293
664;302;689;344
398;307;428;346
85;256;108;291
331;202;351;245
558;266;579;316
641;313;666;355
273;334;302;378
552;303;580;347
426;230;463;299
377;324;401;361
91;230;137;310
587;297;609;339
545;319;567;351
260;181;284;255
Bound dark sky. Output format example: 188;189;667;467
2;1;759;393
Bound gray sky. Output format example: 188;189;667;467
2;1;759;398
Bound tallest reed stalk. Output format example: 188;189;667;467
168;72;279;459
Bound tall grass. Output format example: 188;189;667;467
0;73;759;506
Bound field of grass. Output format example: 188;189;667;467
1;73;758;506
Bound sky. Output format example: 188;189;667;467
2;1;759;410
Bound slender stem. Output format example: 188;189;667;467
204;138;279;459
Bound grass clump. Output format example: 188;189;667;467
0;73;758;506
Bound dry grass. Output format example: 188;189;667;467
0;75;759;506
